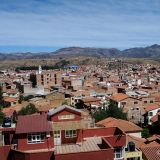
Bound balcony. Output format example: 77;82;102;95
125;148;142;160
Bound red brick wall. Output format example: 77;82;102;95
76;127;124;143
12;150;54;160
104;135;126;147
50;109;81;122
82;128;115;138
61;130;79;144
17;132;54;151
0;145;11;160
2;130;15;145
55;149;114;160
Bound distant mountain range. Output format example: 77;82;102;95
0;44;160;61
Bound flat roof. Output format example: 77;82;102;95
55;137;103;154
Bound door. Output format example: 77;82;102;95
4;132;10;145
54;130;61;145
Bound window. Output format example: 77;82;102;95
144;101;147;104
27;133;45;144
150;100;153;103
127;142;135;152
127;158;140;160
114;148;122;158
65;130;77;138
58;114;75;120
122;102;126;106
149;112;153;116
134;101;138;104
54;131;60;138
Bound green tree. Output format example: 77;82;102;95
23;95;34;101
18;103;38;115
0;86;4;106
150;119;160;135
0;107;5;124
18;95;24;104
142;128;151;138
92;101;127;122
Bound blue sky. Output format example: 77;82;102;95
0;0;160;52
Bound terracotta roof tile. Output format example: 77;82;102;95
109;93;129;102
2;102;29;116
150;113;160;123
140;144;160;160
82;97;101;103
96;117;142;133
147;134;160;142
144;104;160;112
4;97;17;102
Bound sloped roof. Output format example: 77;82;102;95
96;117;142;133
109;93;129;102
48;105;81;116
150;113;160;123
6;89;19;94
144;104;160;112
82;97;101;103
2;102;29;116
127;135;146;148
4;97;17;103
16;114;52;134
140;145;160;160
104;135;126;147
147;134;160;142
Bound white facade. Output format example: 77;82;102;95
147;108;160;125
127;132;142;138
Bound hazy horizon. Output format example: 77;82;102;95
1;43;160;54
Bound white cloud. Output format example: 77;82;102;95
0;0;160;51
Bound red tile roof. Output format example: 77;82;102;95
109;93;129;102
97;117;142;133
4;97;17;103
140;144;160;160
82;97;101;103
104;135;126;147
2;102;29;116
16;114;52;134
144;104;160;112
147;134;160;142
150;113;160;123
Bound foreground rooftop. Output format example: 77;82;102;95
55;137;109;154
